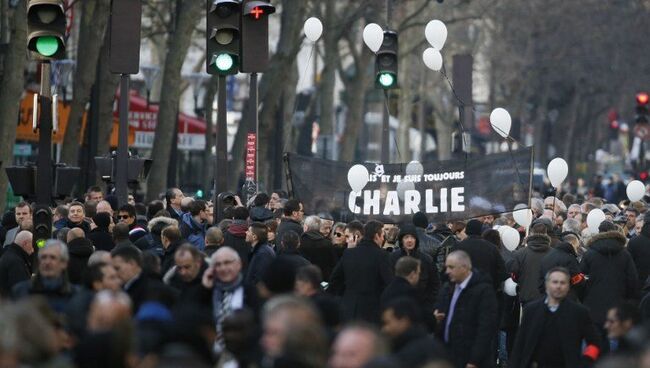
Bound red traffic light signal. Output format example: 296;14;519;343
640;171;649;181
637;92;649;106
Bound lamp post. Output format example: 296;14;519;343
140;65;160;108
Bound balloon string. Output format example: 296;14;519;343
284;44;316;154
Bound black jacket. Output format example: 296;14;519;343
511;234;551;304
390;225;440;311
391;326;449;367
627;223;650;290
380;276;418;307
455;235;508;290
510;298;601;368
0;243;31;297
276;218;303;246
223;221;251;271
539;241;583;298
580;230;639;325
245;242;275;287
161;240;183;275
67;237;95;285
63;218;92;235
435;271;497;368
12;275;79;313
124;273;178;313
167;261;209;302
299;231;338;281
329;238;394;323
87;227;115;252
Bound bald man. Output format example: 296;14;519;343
435;250;497;368
0;230;33;297
203;246;258;352
96;200;114;217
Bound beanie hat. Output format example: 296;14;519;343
397;224;419;249
412;212;429;229
465;219;483;236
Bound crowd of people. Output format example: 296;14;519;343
0;184;650;368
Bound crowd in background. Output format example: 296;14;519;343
0;182;650;367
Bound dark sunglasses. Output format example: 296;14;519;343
118;215;130;220
334;232;343;237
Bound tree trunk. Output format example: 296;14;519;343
0;0;26;212
59;0;111;165
95;32;120;158
318;0;336;158
202;75;218;195
229;0;307;190
339;47;372;162
146;0;202;201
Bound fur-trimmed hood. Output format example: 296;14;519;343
586;230;627;255
147;216;178;233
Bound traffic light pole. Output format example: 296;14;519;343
382;91;390;163
36;62;53;205
214;75;228;212
116;74;130;207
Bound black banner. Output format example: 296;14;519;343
285;147;533;223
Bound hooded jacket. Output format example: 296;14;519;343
67;237;95;285
180;213;206;251
300;230;337;281
389;225;440;311
511;233;551;303
88;226;115;252
581;230;639;324
627;222;650;290
134;216;177;255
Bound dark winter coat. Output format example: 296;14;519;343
510;298;601;368
511;234;551;304
416;227;440;259
299;231;338;281
539;241;583;299
167;261;209;302
223;221;251;270
0;243;31;297
390;225;440;311
627;223;650;290
161;240;183;275
179;213;206;251
380;276;419;307
455;235;508;290
391;326;449;367
329;238;394;323
581;230;639;325
276;218;303;246
87;227;115;252
435;271;498;368
12;275;79;313
67;237;95;285
134;216;177;256
249;206;274;222
63;218;92;235
277;249;310;270
245;242;275;287
124;273;178;313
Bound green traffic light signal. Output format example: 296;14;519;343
36;238;46;249
211;53;235;73
35;36;59;57
377;73;396;89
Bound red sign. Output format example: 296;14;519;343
245;133;257;180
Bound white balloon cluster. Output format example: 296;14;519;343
422;20;447;72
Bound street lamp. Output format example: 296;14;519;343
140;65;160;108
52;59;75;102
185;72;211;116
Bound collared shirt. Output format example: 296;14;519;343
544;297;560;313
444;272;473;342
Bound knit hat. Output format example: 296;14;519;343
412;212;429;229
397;224;419;249
465;219;483;236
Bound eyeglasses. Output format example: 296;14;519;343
118;215;130;220
334;232;343;237
214;259;237;267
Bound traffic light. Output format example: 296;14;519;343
27;0;67;60
206;0;241;75
240;0;275;72
108;0;143;74
608;119;620;140
32;204;52;249
375;31;398;89
636;92;649;124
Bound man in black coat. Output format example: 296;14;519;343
381;256;420;307
160;226;184;275
434;250;497;368
329;220;394;324
510;267;601;368
66;228;95;285
299;215;337;281
627;219;650;291
165;243;209;301
389;224;440;312
275;199;304;246
454;219;507;291
580;222;638;332
222;206;252;271
88;212;115;252
511;223;551;305
0;230;32;297
244;222;276;287
538;237;585;299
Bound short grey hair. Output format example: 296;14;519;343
88;250;111;266
304;215;321;232
43;239;69;262
568;204;581;213
447;250;472;269
531;198;544;216
562;218;582;235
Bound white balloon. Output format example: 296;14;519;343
500;226;520;251
504;278;518;296
586;209;606;233
405;161;424;176
425;20;448;50
347;164;369;192
422;48;443;72
627;180;646;202
490;108;511;138
547;157;568;188
363;23;384;53
303;17;323;42
396;181;415;201
512;208;533;228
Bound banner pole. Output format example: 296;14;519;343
526;145;535;238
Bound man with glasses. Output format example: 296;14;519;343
202;246;258;352
12;239;79;313
117;204;147;243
